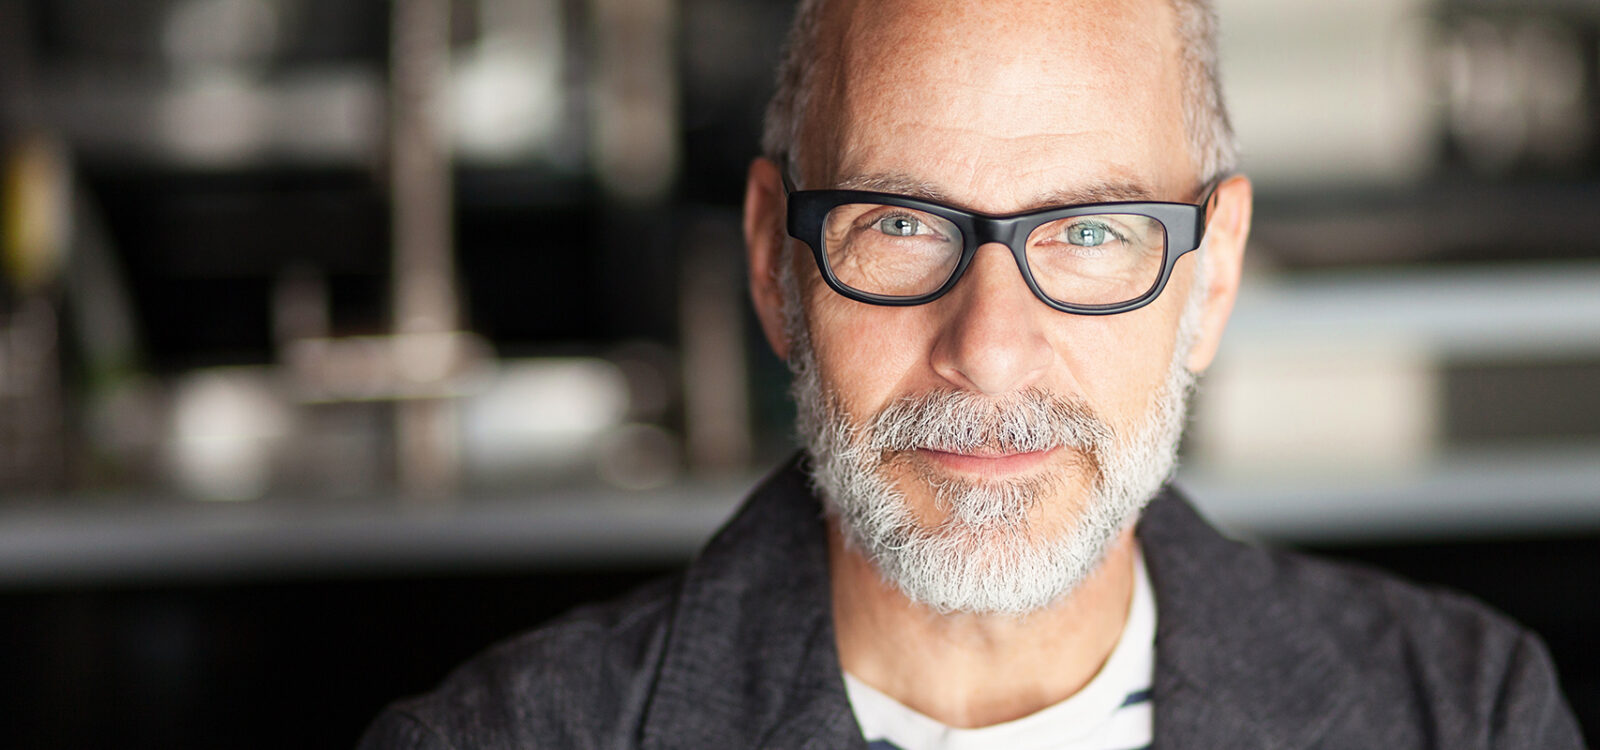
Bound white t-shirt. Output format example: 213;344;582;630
844;549;1156;750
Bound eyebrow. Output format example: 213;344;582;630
832;172;1161;212
835;172;953;201
1034;181;1161;207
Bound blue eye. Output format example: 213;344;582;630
876;216;922;237
1068;223;1110;247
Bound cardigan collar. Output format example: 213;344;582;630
1137;490;1362;749
640;457;1360;749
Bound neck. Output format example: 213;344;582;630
829;522;1139;729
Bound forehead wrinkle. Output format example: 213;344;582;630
834;122;1158;204
810;0;1192;205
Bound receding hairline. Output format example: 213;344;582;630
764;0;1238;188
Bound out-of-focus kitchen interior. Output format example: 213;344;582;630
0;0;1595;745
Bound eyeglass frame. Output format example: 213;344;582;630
782;170;1226;316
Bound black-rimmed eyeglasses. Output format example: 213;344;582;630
783;173;1223;315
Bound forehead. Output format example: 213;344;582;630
807;0;1192;211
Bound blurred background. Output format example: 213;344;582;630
0;0;1594;746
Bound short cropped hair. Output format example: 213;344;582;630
761;0;1238;186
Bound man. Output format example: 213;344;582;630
360;0;1585;747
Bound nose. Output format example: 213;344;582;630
929;242;1054;395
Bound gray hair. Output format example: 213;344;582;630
761;0;1239;185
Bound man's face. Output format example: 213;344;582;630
747;0;1249;613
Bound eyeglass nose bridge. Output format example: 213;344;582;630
953;215;1037;292
967;215;1024;251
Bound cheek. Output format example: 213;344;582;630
805;292;933;418
1053;303;1182;429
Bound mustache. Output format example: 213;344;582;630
864;388;1113;460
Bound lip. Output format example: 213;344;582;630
914;447;1059;477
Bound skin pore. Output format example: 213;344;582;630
744;0;1253;730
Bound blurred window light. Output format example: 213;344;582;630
159;71;271;163
169;367;291;501
1199;340;1439;477
1219;0;1435;187
460;358;632;482
154;69;381;166
162;0;282;72
453;0;567;162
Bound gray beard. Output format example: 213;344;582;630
782;257;1205;616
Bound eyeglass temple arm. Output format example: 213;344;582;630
1198;172;1232;228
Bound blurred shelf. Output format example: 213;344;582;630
2;444;1598;587
1182;442;1600;544
1226;260;1600;361
0;477;753;588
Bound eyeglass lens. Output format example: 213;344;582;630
820;203;1168;306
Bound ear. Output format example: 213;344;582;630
1185;174;1252;374
744;157;794;361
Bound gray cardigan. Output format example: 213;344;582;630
359;459;1586;749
